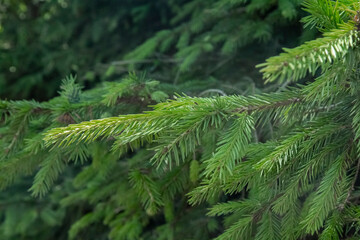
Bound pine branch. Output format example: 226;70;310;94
29;153;66;197
208;199;261;217
302;0;348;31
339;158;360;211
214;215;254;240
258;23;359;83
129;170;164;215
187;179;222;206
254;210;281;240
301;153;350;234
203;114;253;181
318;210;344;240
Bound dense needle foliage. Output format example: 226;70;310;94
4;0;360;239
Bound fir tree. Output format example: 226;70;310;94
5;0;357;239
40;0;360;239
0;73;174;239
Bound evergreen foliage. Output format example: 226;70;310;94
5;0;360;239
0;0;305;101
0;73;177;239
39;1;360;239
124;0;307;91
0;0;175;100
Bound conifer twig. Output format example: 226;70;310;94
339;158;360;210
231;97;302;114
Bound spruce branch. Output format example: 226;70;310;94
301;153;349;234
203;114;254;182
230;97;301;115
129;170;164;215
258;23;359;83
29;153;66;197
339;158;360;211
318;210;344;240
302;0;348;31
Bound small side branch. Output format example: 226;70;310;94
339;158;360;210
232;97;302;115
